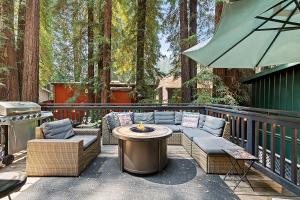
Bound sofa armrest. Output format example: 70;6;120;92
73;128;101;137
222;122;231;140
26;139;84;176
27;139;83;152
35;127;45;139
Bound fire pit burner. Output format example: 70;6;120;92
130;126;155;133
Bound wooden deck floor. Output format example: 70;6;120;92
0;145;299;200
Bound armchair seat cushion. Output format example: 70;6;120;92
182;128;214;140
68;135;98;150
193;137;242;155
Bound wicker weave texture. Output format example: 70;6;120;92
181;134;192;155
167;132;181;145
26;128;101;177
102;117;111;144
191;142;244;174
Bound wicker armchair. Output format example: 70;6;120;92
26;128;101;177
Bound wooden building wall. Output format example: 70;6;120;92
250;65;300;111
243;64;300;166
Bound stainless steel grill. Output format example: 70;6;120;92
0;101;41;116
0;101;53;165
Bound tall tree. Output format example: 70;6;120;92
88;0;95;103
212;1;254;106
189;0;197;100
0;0;20;100
96;0;104;103
101;0;112;103
17;0;26;94
179;0;191;103
72;0;82;82
22;0;40;102
135;0;147;100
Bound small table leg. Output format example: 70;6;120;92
224;157;236;181
233;160;255;191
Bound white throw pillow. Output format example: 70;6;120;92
181;112;199;128
117;113;133;126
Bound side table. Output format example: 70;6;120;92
223;149;258;191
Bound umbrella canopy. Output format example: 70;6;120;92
184;0;300;68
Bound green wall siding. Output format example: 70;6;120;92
248;64;300;164
252;65;300;111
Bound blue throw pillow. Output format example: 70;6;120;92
175;112;183;125
133;112;154;124
105;112;121;131
41;118;74;139
154;111;175;124
203;115;225;137
198;114;206;128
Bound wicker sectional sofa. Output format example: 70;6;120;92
102;111;244;174
26;120;101;177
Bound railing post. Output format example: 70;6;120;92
246;118;255;154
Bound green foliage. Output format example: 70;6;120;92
112;0;162;84
185;65;251;106
40;0;55;87
111;0;136;83
163;0;215;78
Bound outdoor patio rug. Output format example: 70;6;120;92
15;157;239;200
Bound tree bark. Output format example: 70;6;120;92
88;0;95;103
0;0;20;101
189;0;197;100
17;0;26;94
136;0;147;100
101;0;112;103
96;0;104;103
22;0;39;102
179;0;191;103
213;1;254;105
72;0;82;82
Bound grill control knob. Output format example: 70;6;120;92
17;116;24;120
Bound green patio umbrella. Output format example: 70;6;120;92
184;0;300;68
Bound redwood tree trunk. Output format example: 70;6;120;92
101;0;112;103
189;0;197;100
22;0;39;102
136;0;147;100
0;0;20;101
213;1;254;105
179;0;191;103
96;2;104;103
88;0;95;103
17;0;26;94
72;0;82;82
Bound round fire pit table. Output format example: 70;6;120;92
113;124;172;174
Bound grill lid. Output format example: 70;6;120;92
0;101;41;116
